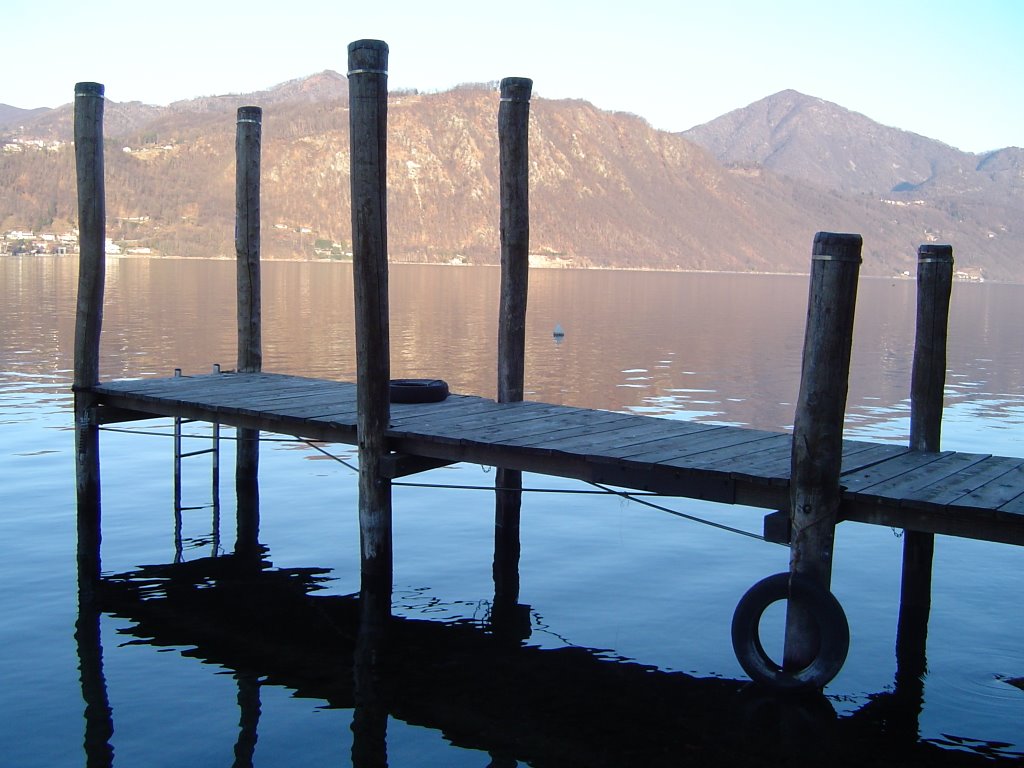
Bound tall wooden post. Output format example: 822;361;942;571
784;231;862;670
348;39;393;647
74;81;106;594
897;244;953;679
497;76;532;404
908;245;953;453
236;105;262;374
235;106;262;557
494;78;533;623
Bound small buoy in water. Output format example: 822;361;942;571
553;323;565;338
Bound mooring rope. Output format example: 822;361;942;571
302;438;360;473
588;482;777;545
99;425;303;443
300;438;663;495
299;439;775;544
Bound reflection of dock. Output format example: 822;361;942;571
91;370;1024;545
88;554;1018;768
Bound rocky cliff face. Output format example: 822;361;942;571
2;76;1021;279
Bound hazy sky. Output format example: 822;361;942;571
6;0;1022;152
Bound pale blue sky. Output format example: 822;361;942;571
6;0;1022;152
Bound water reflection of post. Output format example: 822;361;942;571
235;105;263;559
351;646;389;768
73;81;114;767
493;78;533;638
232;672;261;768
76;579;114;768
896;245;953;698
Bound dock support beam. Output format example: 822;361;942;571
897;244;953;679
494;77;533;628
348;40;393;649
235;105;263;557
784;231;862;671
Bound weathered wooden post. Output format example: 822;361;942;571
497;76;533;404
908;245;953;452
236;105;262;375
897;244;953;678
73;81;106;594
235;105;262;557
784;231;862;670
494;77;533;624
348;39;393;647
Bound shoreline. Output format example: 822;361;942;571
1;251;1005;284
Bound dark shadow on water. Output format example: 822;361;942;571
81;551;1023;768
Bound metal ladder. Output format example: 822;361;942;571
172;366;221;561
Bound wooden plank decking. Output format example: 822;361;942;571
88;371;1024;546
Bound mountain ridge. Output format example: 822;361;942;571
681;89;1003;194
1;76;1020;280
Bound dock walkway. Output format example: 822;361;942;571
90;371;1024;547
69;64;1018;694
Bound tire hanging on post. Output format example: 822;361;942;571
731;572;850;691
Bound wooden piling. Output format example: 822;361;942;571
74;82;106;393
497;76;533;405
235;106;262;544
73;81;106;592
909;245;953;453
73;66;114;726
494;78;533;618
236;105;262;375
348;39;393;645
784;231;862;670
897;244;953;679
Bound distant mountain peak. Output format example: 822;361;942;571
261;70;348;102
682;89;976;195
164;70;348;112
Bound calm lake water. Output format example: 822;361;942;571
1;255;1022;766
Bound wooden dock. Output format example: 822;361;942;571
70;44;1020;697
89;371;1024;546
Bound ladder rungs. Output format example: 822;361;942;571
179;448;216;458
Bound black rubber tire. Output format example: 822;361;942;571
389;378;449;404
731;572;850;691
